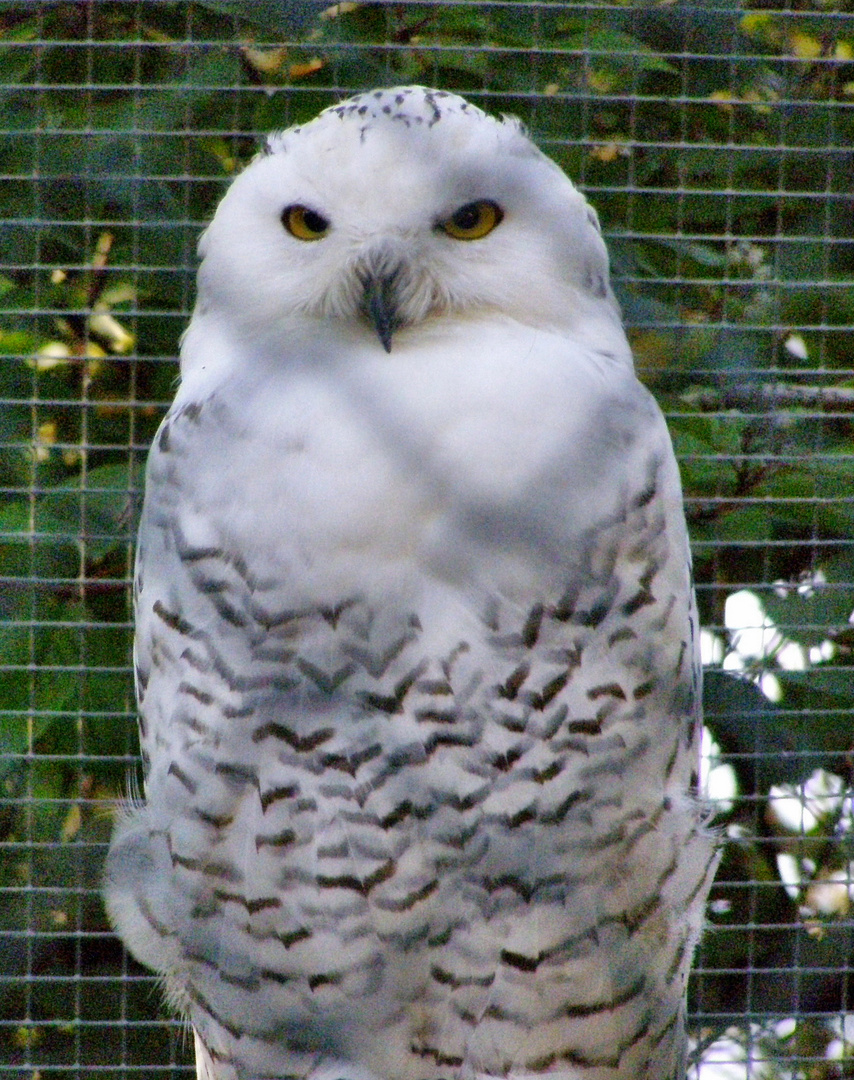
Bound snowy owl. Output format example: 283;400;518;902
104;86;718;1080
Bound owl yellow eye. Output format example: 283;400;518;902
282;205;330;241
440;200;503;241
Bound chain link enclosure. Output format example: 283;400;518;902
0;2;852;1077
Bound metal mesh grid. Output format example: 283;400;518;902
0;2;852;1076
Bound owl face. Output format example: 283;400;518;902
194;87;617;352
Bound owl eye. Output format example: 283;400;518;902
282;205;330;241
440;200;503;241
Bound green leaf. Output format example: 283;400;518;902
703;669;805;791
763;552;854;648
195;0;326;34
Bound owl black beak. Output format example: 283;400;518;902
360;268;401;353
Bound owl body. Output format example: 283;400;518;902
105;88;716;1080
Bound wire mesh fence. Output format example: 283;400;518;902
0;1;852;1077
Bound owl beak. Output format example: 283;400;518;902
360;268;400;354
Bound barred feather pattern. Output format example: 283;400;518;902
106;381;716;1080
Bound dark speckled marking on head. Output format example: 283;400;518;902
298;86;468;141
262;86;533;170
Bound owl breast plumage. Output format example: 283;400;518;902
104;86;717;1080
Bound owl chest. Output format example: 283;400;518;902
189;358;587;595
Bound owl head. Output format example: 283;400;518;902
191;86;620;357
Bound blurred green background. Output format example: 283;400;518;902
0;2;853;1076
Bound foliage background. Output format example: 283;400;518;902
0;1;853;1076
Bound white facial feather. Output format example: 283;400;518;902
187;86;625;373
